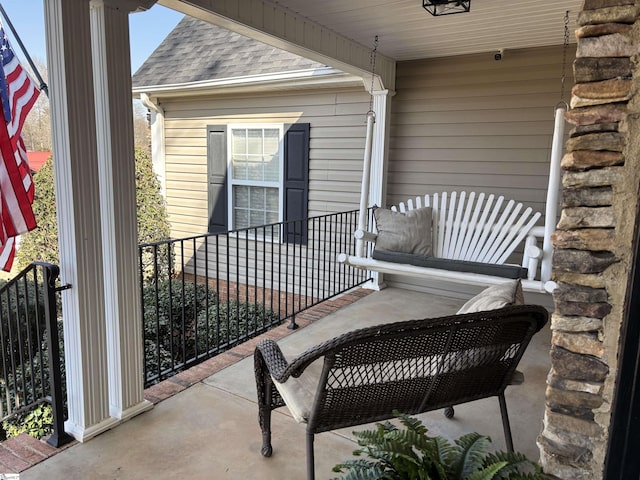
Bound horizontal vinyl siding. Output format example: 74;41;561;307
388;45;574;212
385;45;574;299
161;88;369;238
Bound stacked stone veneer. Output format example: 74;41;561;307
537;1;640;478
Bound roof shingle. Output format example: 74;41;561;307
132;16;324;88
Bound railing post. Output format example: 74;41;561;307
37;262;74;447
287;313;298;330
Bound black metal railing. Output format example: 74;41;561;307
139;209;370;386
0;262;72;447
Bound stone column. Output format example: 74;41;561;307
538;1;640;477
90;0;153;421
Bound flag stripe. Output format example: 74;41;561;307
0;23;40;271
0;237;16;272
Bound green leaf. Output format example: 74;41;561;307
451;433;491;479
466;461;509;480
483;451;543;479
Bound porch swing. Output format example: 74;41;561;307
337;16;572;294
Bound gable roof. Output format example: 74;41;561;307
27;151;50;173
132;15;325;88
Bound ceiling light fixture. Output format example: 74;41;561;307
422;0;471;16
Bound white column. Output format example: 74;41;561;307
90;0;152;421
365;89;394;290
44;0;115;441
369;90;394;210
140;93;166;196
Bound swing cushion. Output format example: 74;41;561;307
371;249;528;279
456;279;525;314
373;207;433;256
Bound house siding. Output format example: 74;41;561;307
385;45;574;299
161;88;370;239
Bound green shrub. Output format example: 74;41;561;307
16;157;57;269
2;403;53;440
142;278;280;383
135;147;173;280
333;412;546;480
16;147;171;272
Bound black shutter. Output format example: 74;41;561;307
207;125;228;233
283;123;309;244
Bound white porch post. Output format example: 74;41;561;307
44;0;115;441
364;89;394;290
90;0;152;421
140;94;166;195
369;90;393;212
44;0;153;441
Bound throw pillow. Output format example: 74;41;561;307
456;279;524;315
373;206;433;256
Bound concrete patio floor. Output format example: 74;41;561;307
21;287;552;480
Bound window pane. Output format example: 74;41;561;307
265;209;279;225
265;189;279;210
247;129;262;155
232;129;246;155
250;187;265;209
232;155;247;180
234;185;249;208
264;155;279;182
247;156;263;181
263;129;279;155
250;210;265;227
234;207;249;230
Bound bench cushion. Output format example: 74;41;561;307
371;249;528;279
373;207;433;256
272;359;323;423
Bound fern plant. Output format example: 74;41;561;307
332;412;546;480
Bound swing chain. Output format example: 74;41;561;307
559;10;570;104
368;35;379;116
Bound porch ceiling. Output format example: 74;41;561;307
165;0;582;62
261;0;582;61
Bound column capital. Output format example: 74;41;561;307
371;88;396;98
90;0;157;13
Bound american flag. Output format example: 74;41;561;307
0;22;40;271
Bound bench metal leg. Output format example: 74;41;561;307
498;393;514;452
260;381;273;457
306;432;315;480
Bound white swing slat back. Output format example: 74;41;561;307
391;192;541;266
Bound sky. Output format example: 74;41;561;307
0;1;183;74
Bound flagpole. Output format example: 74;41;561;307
0;2;48;97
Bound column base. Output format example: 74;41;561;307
110;399;154;422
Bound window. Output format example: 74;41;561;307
207;123;309;244
228;125;283;231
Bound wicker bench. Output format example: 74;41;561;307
254;304;548;480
